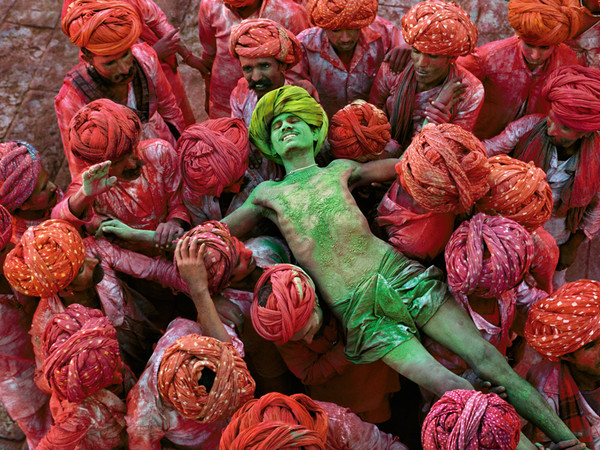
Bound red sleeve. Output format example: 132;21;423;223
483;114;545;157
50;176;96;228
150;47;186;135
198;0;217;69
369;62;399;111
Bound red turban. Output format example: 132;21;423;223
222;422;325;450
223;0;255;9
69;99;141;165
329;100;391;162
422;390;521;450
0;141;42;212
3;220;85;297
308;0;378;30
251;264;317;344
476;155;553;232
62;0;142;55
229;19;302;69
508;0;587;46
179;221;238;294
0;205;12;251
398;123;490;214
42;304;122;403
220;392;328;449
179;118;249;199
158;334;255;422
402;0;478;56
446;213;534;299
543;65;600;133
525;280;600;360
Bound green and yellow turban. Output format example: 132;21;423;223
249;86;328;164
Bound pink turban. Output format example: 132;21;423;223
329;100;391;162
69;99;142;164
251;264;317;344
229;19;302;69
179;118;249;199
446;213;534;299
402;0;478;56
0;205;12;251
308;0;378;30
398;123;490;214
0;141;42;212
422;390;521;449
223;0;255;8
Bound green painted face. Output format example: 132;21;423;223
270;112;318;159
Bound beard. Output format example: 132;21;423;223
249;77;274;91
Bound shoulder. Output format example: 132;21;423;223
457;65;483;92
527;360;560;395
297;27;325;49
139;139;178;165
132;42;160;72
367;16;399;41
477;36;520;58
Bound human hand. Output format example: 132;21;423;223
154;220;185;250
384;44;412;73
82;161;117;197
175;237;209;293
248;149;263;170
96;219;136;241
538;435;586;449
213;295;245;330
153;28;179;60
435;76;467;109
465;371;508;399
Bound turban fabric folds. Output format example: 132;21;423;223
476;155;553;232
508;0;588;46
157;334;255;422
223;422;325;449
446;213;534;299
402;0;477;56
397;123;490;214
0;205;12;251
69;99;142;164
329;100;391;162
223;0;256;9
220;392;328;449
229;19;302;69
422;390;521;449
526;280;600;360
4;220;85;297
308;0;378;30
0;140;42;212
178;118;249;199
250;86;329;165
62;0;142;55
42;304;122;403
251;264;317;344
179;221;238;294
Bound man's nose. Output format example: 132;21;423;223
251;68;262;81
118;60;130;75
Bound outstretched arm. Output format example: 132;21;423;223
349;158;400;188
221;190;265;238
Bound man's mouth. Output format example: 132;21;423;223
281;132;298;142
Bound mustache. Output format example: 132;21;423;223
248;78;274;90
114;67;135;82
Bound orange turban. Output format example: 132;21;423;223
526;280;600;360
402;0;477;56
308;0;378;30
422;390;521;449
0;141;42;212
543;65;600;133
179;118;249;199
251;264;317;344
69;99;141;165
398;123;490;214
222;422;325;450
229;19;302;69
158;334;255;422
42;304;122;403
0;205;12;251
179;221;238;294
329;100;391;162
220;392;328;450
62;0;142;55
3;220;85;297
476;155;553;232
508;0;588;46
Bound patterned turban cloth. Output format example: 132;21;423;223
0;205;12;251
476;155;553;232
179;118;249;199
4;220;85;297
402;0;478;56
62;0;142;55
397;123;490;214
158;334;256;422
220;392;329;450
229;19;302;69
0;140;42;212
526;280;600;360
422;390;521;450
508;0;588;46
446;213;534;299
179;221;238;295
250;86;329;165
308;0;378;30
251;264;317;344
329;100;391;162
42;304;122;403
69;99;141;165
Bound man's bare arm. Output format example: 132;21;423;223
221;189;265;238
349;158;401;188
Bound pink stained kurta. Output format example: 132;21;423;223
457;35;579;140
125;318;243;449
55;42;186;178
198;0;309;119
566;21;600;69
287;17;401;119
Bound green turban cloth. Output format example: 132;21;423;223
249;86;329;164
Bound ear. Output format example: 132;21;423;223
312;127;320;142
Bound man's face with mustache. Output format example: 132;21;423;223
239;56;286;99
85;48;135;85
